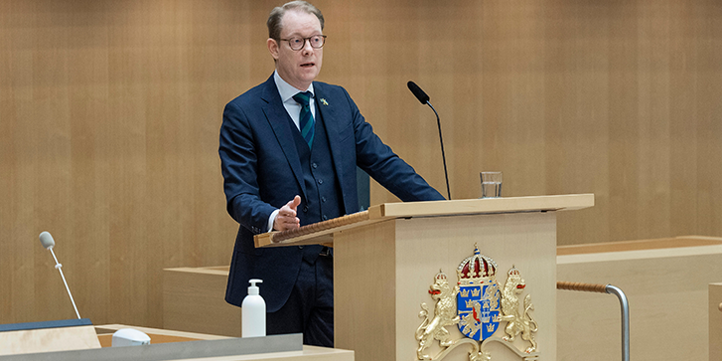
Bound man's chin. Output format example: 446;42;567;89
299;71;319;83
300;65;318;73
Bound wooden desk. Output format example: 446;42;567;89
557;236;722;361
163;266;240;337
258;195;593;361
0;324;353;361
96;324;228;347
163;196;596;361
94;325;353;361
164;235;722;361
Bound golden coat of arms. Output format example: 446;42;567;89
415;245;539;361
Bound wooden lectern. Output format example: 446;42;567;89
256;195;593;361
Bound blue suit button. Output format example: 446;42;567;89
318;179;323;184
303;206;309;213
312;163;318;169
322;215;328;221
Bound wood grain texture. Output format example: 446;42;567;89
557;235;722;255
557;238;722;361
710;283;722;361
333;221;397;361
163;267;240;337
0;325;101;356
256;195;593;248
333;212;558;361
1;0;721;328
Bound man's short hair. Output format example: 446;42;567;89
267;1;325;41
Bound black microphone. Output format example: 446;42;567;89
407;81;430;104
406;81;451;200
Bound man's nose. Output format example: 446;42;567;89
301;39;314;54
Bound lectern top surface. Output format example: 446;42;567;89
256;194;594;248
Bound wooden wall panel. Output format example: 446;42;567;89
1;0;721;328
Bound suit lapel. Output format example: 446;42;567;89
315;84;352;214
260;76;308;200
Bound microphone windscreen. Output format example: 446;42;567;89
407;81;430;104
39;231;55;249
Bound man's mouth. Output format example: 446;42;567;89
300;62;315;68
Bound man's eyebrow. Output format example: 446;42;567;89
284;31;323;37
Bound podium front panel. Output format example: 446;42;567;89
334;211;557;361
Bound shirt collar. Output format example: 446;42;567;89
274;70;315;103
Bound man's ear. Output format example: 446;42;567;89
267;38;280;60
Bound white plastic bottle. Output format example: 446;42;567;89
241;279;266;338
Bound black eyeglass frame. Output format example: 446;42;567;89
279;35;327;51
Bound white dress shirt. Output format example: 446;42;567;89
274;70;316;131
267;71;317;232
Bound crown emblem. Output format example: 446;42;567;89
428;270;449;297
457;244;498;282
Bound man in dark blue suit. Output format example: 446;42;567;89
219;1;444;347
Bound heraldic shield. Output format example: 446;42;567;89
457;247;501;341
415;245;540;361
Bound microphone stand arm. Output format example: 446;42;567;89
49;248;81;319
426;101;451;200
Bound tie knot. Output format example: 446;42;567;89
293;91;313;106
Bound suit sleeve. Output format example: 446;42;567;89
219;100;277;234
340;88;446;202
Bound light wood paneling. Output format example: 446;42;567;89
361;0;722;248
163;267;240;337
557;236;722;361
710;283;722;361
0;0;249;327
1;0;721;328
0;325;101;356
332;210;559;361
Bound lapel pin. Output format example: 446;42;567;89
320;98;329;106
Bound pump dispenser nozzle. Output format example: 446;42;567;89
248;279;262;295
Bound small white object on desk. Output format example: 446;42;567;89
112;328;151;347
242;279;266;338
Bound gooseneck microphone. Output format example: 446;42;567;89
407;81;430;104
39;231;81;319
407;81;451;200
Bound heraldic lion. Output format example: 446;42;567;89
416;271;460;360
500;267;538;353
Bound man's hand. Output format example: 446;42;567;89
273;195;302;231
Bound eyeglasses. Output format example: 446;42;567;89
279;35;327;51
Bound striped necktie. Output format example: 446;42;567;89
292;91;315;149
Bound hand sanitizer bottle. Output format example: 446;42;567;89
242;279;266;337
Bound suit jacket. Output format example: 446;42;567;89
219;75;445;311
